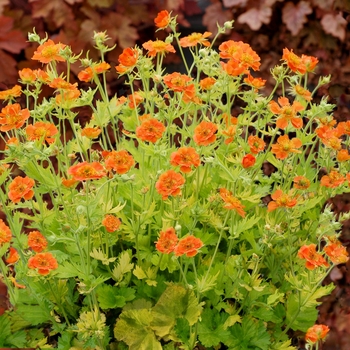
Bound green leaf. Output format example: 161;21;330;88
57;330;74;350
112;250;134;285
90;247;117;265
55;261;81;278
151;284;203;338
24;161;58;189
97;285;135;310
14;303;52;326
0;314;12;346
114;309;162;350
286;293;318;332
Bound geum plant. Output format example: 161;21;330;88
0;9;348;350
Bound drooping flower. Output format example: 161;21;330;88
155;227;178;254
271;134;302;160
32;39;66;64
0;103;30;132
78;62;111;82
293;176;310;190
242;154;256;168
154;10;171;29
28;231;48;253
19;68;37;84
128;91;143;109
297;244;329;270
337;149;350;162
102;215;121;233
5;247;19;264
81;127;101;139
0;219;12;246
315;126;342;150
116;48;139;74
336;121;350;136
61;178;78;188
269;97;304;129
163;72;193;92
104;150;135;174
219;188;246;217
34;69;50;83
155;170;185;200
320;170;345;188
305;324;329;344
282;48;306;74
174;235;204;257
292;84;312;101
170;147;200;173
248;135;266;154
179;32;212;47
142;40;176;57
244;73;266;89
268;189;297;212
193;121;218;146
136;118;166;143
26;122;58;144
8;176;35;203
324;241;349;265
68;162;106;181
28;252;58;275
301;54;319;73
0;85;22;100
220;59;247;76
198;77;215;92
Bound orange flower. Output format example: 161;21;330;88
155;227;178;254
0;219;12;246
10;277;26;289
305;324;329;344
179;32;212;47
282;48;306;74
26;122;58;144
336;121;350;136
324;242;349;265
68;162;106;181
174;235;203;257
94;62;110;74
268;189;297;212
271;134;302;160
337;149;350;162
320;170;345;188
6;137;19;148
78;67;94;82
5;247;19;264
136;118;166;143
154;10;171;29
8;176;35;203
170;147;200;173
34;69;50;83
242;154;256;168
81;127;101;139
102;215;121;233
0;85;22;100
292;85;312;101
182;84;201;104
163;72;193;92
55;88;81;106
220;59;247;76
104;150;135;174
28;231;48;253
222;125;237;145
315;126;342;150
49;78;77;90
244;73;266;89
301;54;319;73
19;68;37;84
0;103;30;132
128;91;143;109
116;48;139;74
248;135;265;154
293;176;310;190
269;97;304;129
61;177;78;188
142;40;176;57
193;121;218;146
199;77;216;90
219;188;246;217
219;40;260;71
155;170;185;200
28;252;58;275
297;244;329;270
32;39;66;64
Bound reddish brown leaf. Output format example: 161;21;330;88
29;0;74;28
202;3;233;35
237;6;272;30
0;49;17;84
321;13;347;41
282;1;313;36
222;0;247;7
0;16;27;54
311;0;334;10
0;0;9;15
87;0;115;7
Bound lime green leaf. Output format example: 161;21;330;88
112;250;134;285
114;309;162;350
55;261;81;278
90;248;117;265
14;303;52;325
133;265;147;279
223;315;241;330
